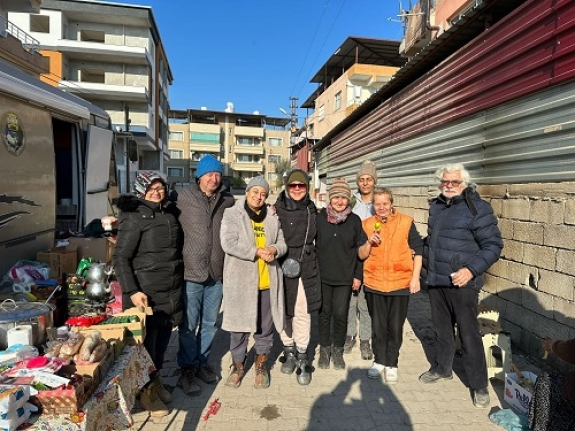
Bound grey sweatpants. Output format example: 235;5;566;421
346;286;372;341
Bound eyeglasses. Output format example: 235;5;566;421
288;183;307;190
440;180;463;187
148;186;165;193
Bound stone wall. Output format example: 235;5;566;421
393;183;575;364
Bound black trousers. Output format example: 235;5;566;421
365;292;409;368
319;283;352;348
144;312;173;373
428;286;488;391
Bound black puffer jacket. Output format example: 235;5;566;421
422;186;503;289
113;195;184;326
274;191;321;316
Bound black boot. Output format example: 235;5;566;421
332;346;346;370
280;345;297;374
296;351;311;386
317;345;331;369
360;340;373;360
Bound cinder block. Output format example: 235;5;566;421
522;289;554;319
537;269;575;301
501;198;530;221
557;249;575;276
513;221;543;244
553;296;575;324
544;224;575;249
501;240;523;262
530;200;565;224
506;261;532;286
523;243;555;270
565;200;575;225
498;218;513;240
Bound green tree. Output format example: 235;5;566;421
274;158;291;190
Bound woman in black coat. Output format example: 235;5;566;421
112;171;183;418
274;169;320;386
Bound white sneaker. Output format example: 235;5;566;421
385;366;398;384
367;363;385;379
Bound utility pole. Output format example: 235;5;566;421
288;97;298;133
124;105;131;194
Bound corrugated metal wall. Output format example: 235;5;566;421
321;0;575;176
323;79;575;186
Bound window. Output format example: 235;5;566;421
354;85;362;101
191;152;217;162
268;172;278;182
236;154;260;163
268;137;282;147
169;149;183;159
191;132;219;144
80;69;105;84
80;30;105;43
30;15;50;33
268;155;281;164
335;91;342;110
237;137;261;146
169;131;184;141
318;105;325;121
167;167;184;177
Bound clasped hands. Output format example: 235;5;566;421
256;246;277;263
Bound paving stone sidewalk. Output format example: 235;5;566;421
130;291;538;431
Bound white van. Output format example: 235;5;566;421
0;61;115;277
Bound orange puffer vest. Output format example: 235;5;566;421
362;213;414;293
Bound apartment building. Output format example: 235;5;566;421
8;0;173;191
168;107;291;193
301;37;405;142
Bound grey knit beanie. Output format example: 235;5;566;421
246;175;270;194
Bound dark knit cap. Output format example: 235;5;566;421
328;178;351;201
286;169;309;188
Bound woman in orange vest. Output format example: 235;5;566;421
358;188;423;384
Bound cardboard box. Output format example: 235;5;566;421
72;308;147;342
67;237;115;264
36;245;78;278
504;371;537;414
34;373;94;415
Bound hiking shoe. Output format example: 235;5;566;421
139;384;169;417
367;362;385;379
418;370;453;384
152;374;172;404
331;346;346;370
317;346;331;369
385;366;398;384
254;354;270;389
473;388;490;408
360;340;373;360
178;368;201;395
196;364;218;384
343;336;355;354
225;362;245;388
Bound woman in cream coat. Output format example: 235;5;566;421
220;176;287;389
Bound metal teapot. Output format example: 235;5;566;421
85;263;113;284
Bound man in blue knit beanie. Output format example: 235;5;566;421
176;154;234;395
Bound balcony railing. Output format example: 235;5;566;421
0;16;40;53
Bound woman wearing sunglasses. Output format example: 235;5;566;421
274;169;320;385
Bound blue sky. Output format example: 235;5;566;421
109;0;404;121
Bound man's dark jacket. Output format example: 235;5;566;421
422;186;503;289
177;183;235;283
274;191;321;316
113;195;184;326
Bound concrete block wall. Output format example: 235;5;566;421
393;182;575;364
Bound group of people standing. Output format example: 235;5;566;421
111;155;505;418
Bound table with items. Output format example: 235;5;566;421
19;343;154;431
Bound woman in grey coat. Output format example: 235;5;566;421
220;176;287;389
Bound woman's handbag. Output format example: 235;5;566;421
281;208;310;279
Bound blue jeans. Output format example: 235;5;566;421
177;278;223;370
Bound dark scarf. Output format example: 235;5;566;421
244;201;267;223
326;204;351;224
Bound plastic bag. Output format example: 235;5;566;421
489;408;530;431
3;260;50;289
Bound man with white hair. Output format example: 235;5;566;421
419;163;503;409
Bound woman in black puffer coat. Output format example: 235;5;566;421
274;169;320;386
112;171;183;417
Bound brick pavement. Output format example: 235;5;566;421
130;291;537;431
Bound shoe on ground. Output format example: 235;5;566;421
177;368;201;395
331;346;346;370
360;340;373;360
343;336;356;354
384;366;398;384
196;364;218;384
473;388;490;408
280;345;297;374
254;354;270;389
367;362;385;379
317;346;331;369
152;374;172;404
139;384;169;417
225;362;245;388
295;351;311;386
418;370;453;384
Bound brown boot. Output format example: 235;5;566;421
152;374;172;404
254;354;270;389
225;361;245;388
139;384;169;417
